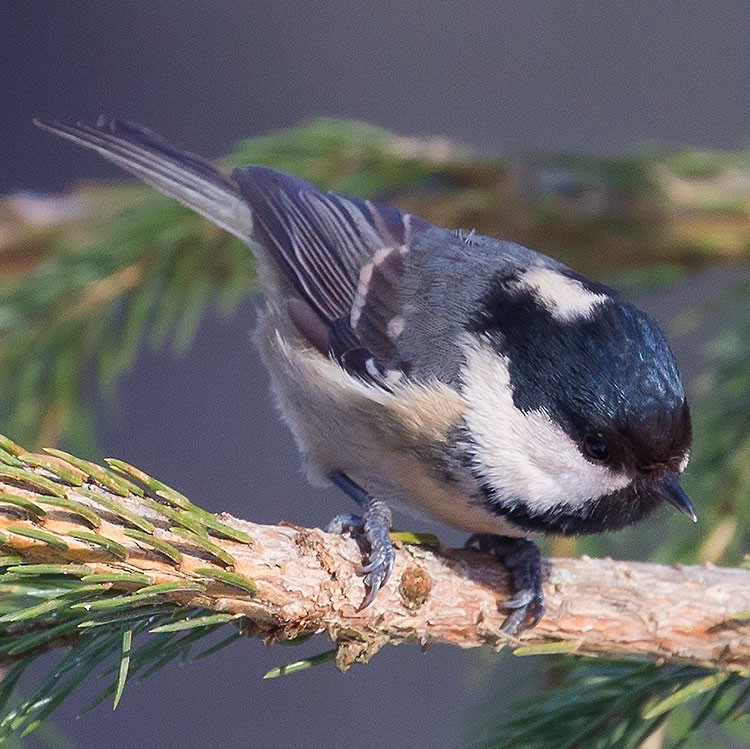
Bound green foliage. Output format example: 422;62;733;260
226;117;447;197
682;284;750;563
0;439;264;739
475;659;750;749
662;148;750;181
0;193;255;453
263;648;337;680
0;564;248;738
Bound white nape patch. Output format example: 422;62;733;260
460;339;631;511
516;266;608;321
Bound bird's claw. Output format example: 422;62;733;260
359;549;395;609
465;534;545;635
326;498;394;609
504;589;535;610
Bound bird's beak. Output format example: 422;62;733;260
662;474;697;522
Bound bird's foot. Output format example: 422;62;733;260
326;473;395;609
465;534;544;635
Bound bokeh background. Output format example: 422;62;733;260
3;3;750;748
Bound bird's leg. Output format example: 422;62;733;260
465;534;545;635
325;471;395;608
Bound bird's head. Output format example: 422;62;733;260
460;264;693;535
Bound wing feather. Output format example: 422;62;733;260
33;117;252;240
233;166;431;370
36;117;445;385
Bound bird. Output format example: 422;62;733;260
34;117;695;634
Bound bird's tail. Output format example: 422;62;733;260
33;117;253;241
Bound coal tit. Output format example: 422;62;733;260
35;118;695;633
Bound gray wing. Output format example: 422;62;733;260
232;166;433;373
34;117;538;387
231;167;526;387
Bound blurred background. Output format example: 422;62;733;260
3;2;750;747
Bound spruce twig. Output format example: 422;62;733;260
0;435;748;740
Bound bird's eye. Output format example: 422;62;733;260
583;434;609;462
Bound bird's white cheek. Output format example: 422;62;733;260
460;339;631;511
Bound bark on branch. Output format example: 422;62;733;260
146;521;750;672
2;465;748;673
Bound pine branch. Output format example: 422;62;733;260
0;436;748;671
6;509;750;673
0;436;748;743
